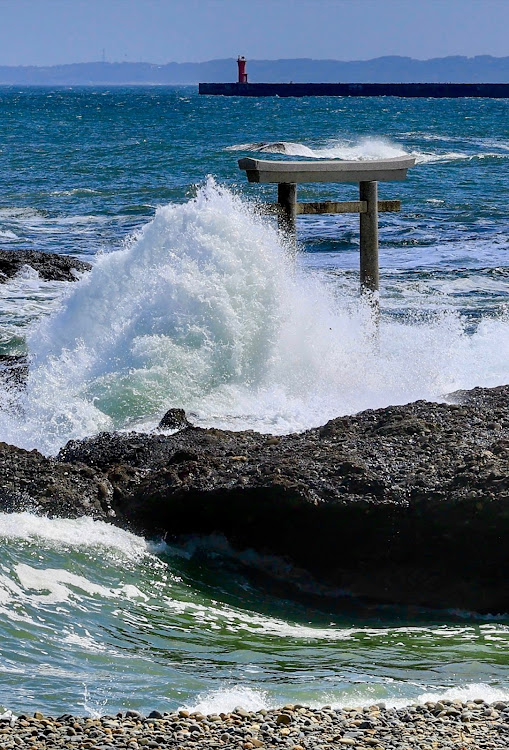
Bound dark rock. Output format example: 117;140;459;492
0;249;91;283
157;408;192;431
0;441;115;518
125;710;143;720
148;711;164;719
5;384;509;611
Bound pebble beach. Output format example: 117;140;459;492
1;701;509;750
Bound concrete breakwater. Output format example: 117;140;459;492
199;82;509;98
1;383;509;613
1;701;509;749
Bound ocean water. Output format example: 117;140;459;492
0;86;508;716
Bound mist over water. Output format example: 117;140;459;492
0;88;509;715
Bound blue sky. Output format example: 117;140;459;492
0;0;508;66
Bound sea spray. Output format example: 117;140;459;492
0;179;508;454
226;136;408;160
227;135;509;164
5;179;297;452
2;84;509;720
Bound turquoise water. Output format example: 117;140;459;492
0;87;508;716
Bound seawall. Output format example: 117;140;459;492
199;82;509;98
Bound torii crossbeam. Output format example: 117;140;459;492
238;155;416;296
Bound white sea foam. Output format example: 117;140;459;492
183;681;509;714
0;179;507;454
0;208;46;220
416;683;509;706
161;593;360;640
316;681;509;711
14;564;116;604
14;564;148;605
50;188;101;197
226;140;318;157
0;512;150;561
0;710;16;726
227;137;406;160
183;686;272;715
62;631;108;654
0;514;154;631
227;136;509;165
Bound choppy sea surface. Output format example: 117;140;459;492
0;86;508;716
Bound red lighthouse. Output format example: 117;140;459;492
237;56;248;83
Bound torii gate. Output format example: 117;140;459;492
238;155;415;296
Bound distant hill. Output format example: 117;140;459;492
0;56;508;85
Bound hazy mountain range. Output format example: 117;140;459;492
0;56;508;85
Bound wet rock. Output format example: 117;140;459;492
157;408;192;431
0;248;92;283
276;713;292;725
0;441;115;518
4;384;509;611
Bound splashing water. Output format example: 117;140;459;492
184;687;272;715
227;135;509;164
0;178;508;454
2;85;509;720
3;511;509;716
227;136;407;160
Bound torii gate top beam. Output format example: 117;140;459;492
238;155;416;184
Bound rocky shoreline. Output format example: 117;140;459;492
1;701;508;749
1;383;509;612
0;249;91;283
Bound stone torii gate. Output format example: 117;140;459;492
238;155;415;295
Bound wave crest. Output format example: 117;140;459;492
227;136;509;165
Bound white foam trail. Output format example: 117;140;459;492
184;687;271;715
50;188;101;197
227;137;405;160
15;564;116;604
0;512;150;561
226;140;317;157
0;514;155;628
0;208;46;220
0;179;507;454
14;564;147;605
62;632;108;654
182;682;509;714
416;684;509;706
227;136;509;164
0;710;16;726
161;594;360;640
318;682;509;711
314;137;408;161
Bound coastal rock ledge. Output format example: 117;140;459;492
0;249;91;283
2;384;509;613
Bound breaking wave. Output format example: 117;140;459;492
0;179;507;454
227;136;509;164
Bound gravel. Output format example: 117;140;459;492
1;701;508;749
